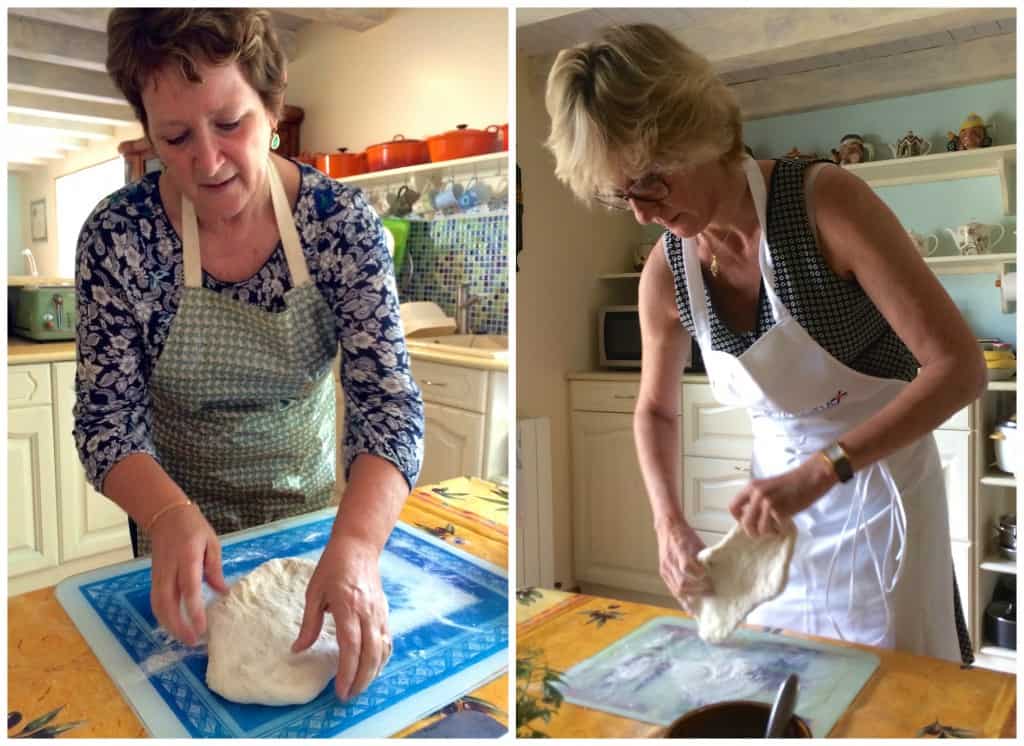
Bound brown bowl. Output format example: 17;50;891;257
663;700;812;738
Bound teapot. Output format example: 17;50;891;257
944;221;1006;256
888;131;932;159
946;112;993;152
831;134;874;165
386;185;420;217
906;229;939;257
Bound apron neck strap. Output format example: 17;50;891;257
180;157;310;289
740;157;789;324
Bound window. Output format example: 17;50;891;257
55;157;124;279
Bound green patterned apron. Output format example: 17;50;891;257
139;159;337;556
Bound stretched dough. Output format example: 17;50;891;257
696;524;796;643
206;557;338;705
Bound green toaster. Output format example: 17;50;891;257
10;286;77;341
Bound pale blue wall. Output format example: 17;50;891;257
8;173;25;276
744;78;1017;345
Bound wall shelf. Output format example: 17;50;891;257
980;471;1016;488
923;253;1016;276
342;152;508;187
979;556;1017;575
8;276;74;287
845;144;1016;215
987;380;1017;392
975;647;1016;674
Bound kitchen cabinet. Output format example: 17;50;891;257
570;409;670;596
7;361;132;596
411;358;507;487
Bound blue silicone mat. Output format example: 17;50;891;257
55;509;507;738
557;616;879;736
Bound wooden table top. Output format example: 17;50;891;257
516;588;1016;739
7;484;509;738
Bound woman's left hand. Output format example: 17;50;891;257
292;536;391;701
729;455;837;538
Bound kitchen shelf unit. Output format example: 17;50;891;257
971;378;1017;674
844;144;1016;215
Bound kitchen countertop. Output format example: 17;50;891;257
569;369;709;383
7;337;508;372
516;588;1016;738
7;486;508;738
7;337;76;364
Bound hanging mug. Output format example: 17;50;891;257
433;180;464;211
459;177;492;209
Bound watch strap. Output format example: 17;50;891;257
822;442;854;483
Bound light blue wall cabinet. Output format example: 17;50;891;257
745;78;1016;344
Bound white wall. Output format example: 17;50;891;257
516;54;642;590
16;122;144;278
285;8;508;153
8;173;27;275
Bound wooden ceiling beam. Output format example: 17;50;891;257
8;90;135;127
8;15;109;72
9;57;126;106
7;112;116;140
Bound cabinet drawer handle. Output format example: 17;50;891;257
422;380;448;387
613;394;636;400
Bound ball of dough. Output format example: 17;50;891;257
206;557;338;705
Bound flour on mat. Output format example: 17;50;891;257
206;557;338;706
696;524;796;643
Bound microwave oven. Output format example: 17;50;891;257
598;305;704;372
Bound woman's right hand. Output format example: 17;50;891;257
655;517;712;615
148;504;229;646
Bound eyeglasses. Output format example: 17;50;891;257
594;173;670;211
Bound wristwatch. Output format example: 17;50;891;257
821;441;854;483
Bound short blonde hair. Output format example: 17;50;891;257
106;9;287;132
545;24;743;203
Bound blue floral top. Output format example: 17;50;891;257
74;161;424;492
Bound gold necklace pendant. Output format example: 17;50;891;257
710;253;719;278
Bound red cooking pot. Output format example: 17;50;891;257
426;124;498;163
365;135;430;172
327;148;368;178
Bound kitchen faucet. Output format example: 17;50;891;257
454;282;480;335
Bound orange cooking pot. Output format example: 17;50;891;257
426;124;498;162
488;123;509;151
365;135;430;172
328;148;368;178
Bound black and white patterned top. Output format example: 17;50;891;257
664;158;919;382
74;161;424;492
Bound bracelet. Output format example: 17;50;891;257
145;500;193;533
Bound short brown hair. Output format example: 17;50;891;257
106;9;287;131
545;23;744;203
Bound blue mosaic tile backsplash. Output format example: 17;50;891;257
398;212;508;335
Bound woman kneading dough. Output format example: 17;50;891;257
74;9;424;700
544;24;985;662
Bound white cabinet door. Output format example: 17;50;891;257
570;411;669;595
683;456;749;534
418;401;485;486
950;540;973;644
8;406;60;577
682;384;753;459
52;362;132;561
933;429;972;543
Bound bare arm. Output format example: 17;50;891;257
635;238;711;608
812;165;987;470
634;238;688;531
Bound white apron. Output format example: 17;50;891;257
682;157;959;661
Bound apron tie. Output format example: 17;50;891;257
823;462;907;646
